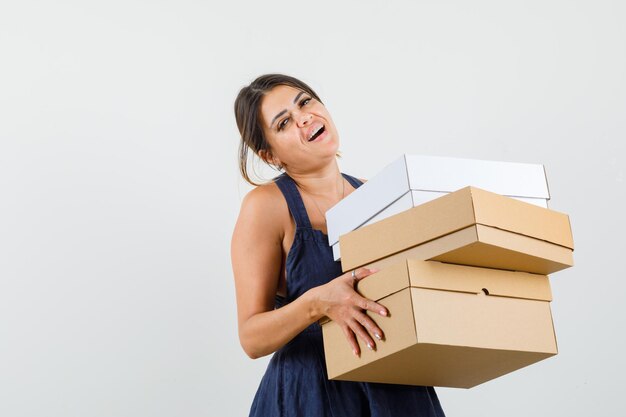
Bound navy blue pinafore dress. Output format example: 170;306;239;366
249;173;445;417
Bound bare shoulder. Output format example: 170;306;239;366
240;182;282;208
235;182;288;239
240;182;286;215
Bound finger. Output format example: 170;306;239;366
340;324;360;357
354;310;385;341
354;295;388;317
348;318;377;351
353;267;380;282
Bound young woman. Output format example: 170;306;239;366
232;74;445;417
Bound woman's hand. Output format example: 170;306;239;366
312;267;388;357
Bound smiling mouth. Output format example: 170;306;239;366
308;125;326;142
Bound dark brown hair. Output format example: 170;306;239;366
234;74;323;185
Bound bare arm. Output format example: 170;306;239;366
231;185;388;359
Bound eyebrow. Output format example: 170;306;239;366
293;91;305;104
270;91;306;128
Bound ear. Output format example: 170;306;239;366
258;149;283;169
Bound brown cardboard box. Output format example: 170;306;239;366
339;186;574;275
322;259;558;388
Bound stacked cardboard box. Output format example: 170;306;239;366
327;154;552;261
321;155;574;388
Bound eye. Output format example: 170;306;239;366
300;97;311;107
278;117;289;131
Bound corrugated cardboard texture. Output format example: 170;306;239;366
412;288;555;352
322;260;558;387
340;187;574;273
333;344;555;388
332;188;550;263
357;260;552;302
429;225;574;274
361;225;574;275
469;187;573;248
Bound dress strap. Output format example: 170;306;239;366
274;174;313;229
342;173;364;188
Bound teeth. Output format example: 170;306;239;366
309;126;323;141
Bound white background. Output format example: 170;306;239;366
1;0;625;416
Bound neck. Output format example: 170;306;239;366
286;160;343;197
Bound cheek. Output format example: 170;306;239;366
317;107;334;124
262;131;283;154
271;130;302;152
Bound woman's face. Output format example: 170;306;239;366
259;85;340;172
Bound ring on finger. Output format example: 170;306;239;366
351;269;357;280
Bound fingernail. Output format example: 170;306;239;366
374;333;382;340
353;349;360;358
367;342;374;350
380;309;387;316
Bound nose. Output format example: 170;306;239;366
297;112;312;127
